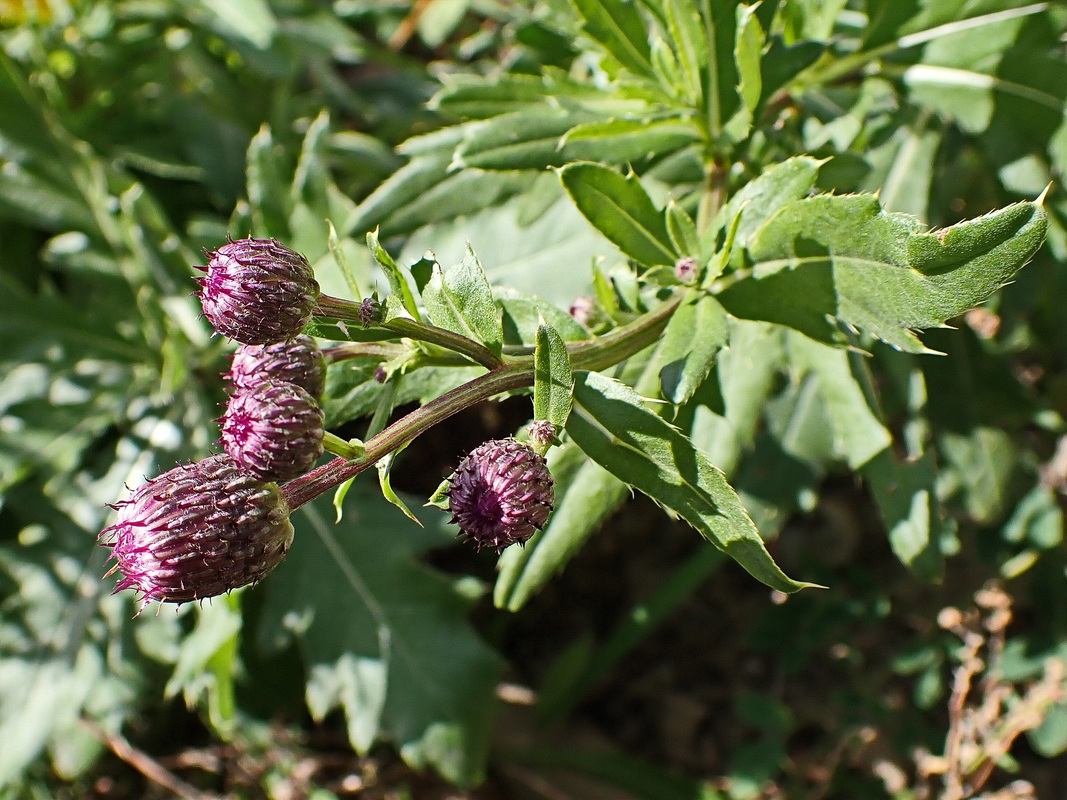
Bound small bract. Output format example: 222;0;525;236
100;454;294;607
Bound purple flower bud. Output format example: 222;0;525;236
674;256;699;284
220;380;325;482
569;296;597;327
100;454;294;607
527;420;557;449
228;335;326;399
358;297;383;327
196;237;320;345
446;438;554;552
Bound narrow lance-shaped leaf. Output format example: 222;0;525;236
656;292;729;406
422;245;504;357
534;320;574;431
722;3;765;141
570;0;655;78
566;371;816;592
559;162;677;268
367;229;421;321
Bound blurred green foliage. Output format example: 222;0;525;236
2;1;1067;798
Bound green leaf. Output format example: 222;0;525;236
561;117;701;164
534;321;574;431
862;450;945;581
245;125;292;238
258;485;503;787
663;0;707;105
498;293;592;346
452;110;592;171
422;245;504;357
570;0;655;78
787;334;891;469
559;162;677;267
367;229;421;321
656;292;729;405
377;451;422;526
566;371;815;592
717;155;824;254
725;3;764;140
196;0;278;49
666;200;699;257
718;195;1048;353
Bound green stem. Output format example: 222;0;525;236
322;432;366;461
323;342;407;364
314;294;502;370
280;294;683;510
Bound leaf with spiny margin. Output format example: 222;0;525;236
570;0;655;78
258;484;503;787
717;195;1048;353
534;320;573;431
566;371;816;592
560;162;677;268
715;155;824;259
422;245;504;357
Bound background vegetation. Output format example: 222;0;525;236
1;1;1066;798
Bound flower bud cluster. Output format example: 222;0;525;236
103;233;333;605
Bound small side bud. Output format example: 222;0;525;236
527;420;558;450
100;455;294;607
220;380;325;482
358;297;383;327
674;256;699;284
197;237;320;345
446;438;554;553
228;334;326;399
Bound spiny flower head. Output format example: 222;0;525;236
446;438;554;552
197;237;320;345
100;454;294;607
219;380;325;482
228;334;326;399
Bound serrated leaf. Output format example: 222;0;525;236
570;0;655;78
452;110;593;171
534;321;574;430
718;195;1048;353
367;229;421;321
560;162;677;267
422;245;503;357
656;292;728;405
566;371;814;592
258;486;503;786
717;155;824;254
